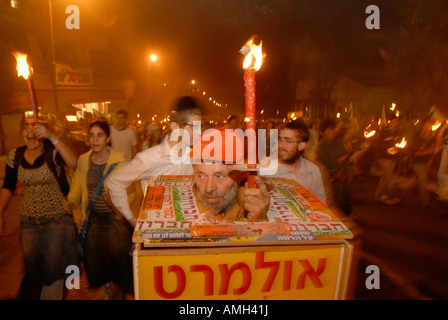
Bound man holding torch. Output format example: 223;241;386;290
374;112;404;205
191;128;271;223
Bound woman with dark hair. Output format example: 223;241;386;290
67;120;133;299
0;115;78;299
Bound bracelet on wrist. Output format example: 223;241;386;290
51;138;59;145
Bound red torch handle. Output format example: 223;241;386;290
244;70;257;188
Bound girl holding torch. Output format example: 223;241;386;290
0;114;78;299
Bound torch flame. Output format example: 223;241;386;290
241;36;263;71
364;130;376;138
432;121;441;131
395;137;407;149
14;52;30;80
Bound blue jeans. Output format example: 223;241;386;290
20;213;79;286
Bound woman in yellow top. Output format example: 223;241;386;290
67;120;133;299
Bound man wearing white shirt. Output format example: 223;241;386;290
269;120;326;204
110;109;137;162
107;97;202;227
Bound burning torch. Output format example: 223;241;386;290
240;35;263;188
388;137;407;155
14;52;39;122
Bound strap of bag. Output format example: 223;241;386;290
85;162;119;220
77;162;118;259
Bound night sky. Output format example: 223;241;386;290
51;0;448;117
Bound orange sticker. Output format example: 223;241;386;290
190;222;291;237
143;186;164;210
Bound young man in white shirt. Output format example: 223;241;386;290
107;97;202;227
270;120;327;204
110;109;137;162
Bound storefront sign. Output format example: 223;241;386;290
56;63;92;86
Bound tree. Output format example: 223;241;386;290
381;0;448;115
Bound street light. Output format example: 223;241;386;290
148;54;158;110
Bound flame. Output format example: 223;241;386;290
432;121;441;131
336;113;341;118
364;130;376;138
241;36;263;71
395;137;407;149
390;103;396;111
244;117;251;123
14;52;30;80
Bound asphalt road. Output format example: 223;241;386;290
351;172;448;300
1;170;447;300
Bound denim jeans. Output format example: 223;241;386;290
20;213;78;286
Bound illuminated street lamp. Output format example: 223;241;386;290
148;53;158;109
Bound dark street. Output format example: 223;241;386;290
352;172;448;300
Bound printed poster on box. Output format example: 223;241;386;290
133;175;353;247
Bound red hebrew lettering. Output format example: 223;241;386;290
144;220;152;229
180;221;192;228
255;252;280;292
283;260;293;291
330;223;345;230
67;71;75;82
297;259;326;289
136;220;145;230
190;265;214;296
305;223;319;231
154;221;165;228
166;221;177;228
218;263;251;295
154;265;186;299
318;223;331;231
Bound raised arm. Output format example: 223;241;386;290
34;124;77;168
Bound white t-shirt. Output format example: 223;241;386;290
110;126;137;162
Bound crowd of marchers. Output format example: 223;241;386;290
1;96;447;300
